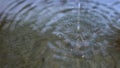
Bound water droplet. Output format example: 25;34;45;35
77;25;80;30
82;55;85;58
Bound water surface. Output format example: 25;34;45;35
0;0;120;68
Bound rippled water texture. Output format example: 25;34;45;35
0;0;120;68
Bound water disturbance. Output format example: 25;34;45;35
0;0;120;68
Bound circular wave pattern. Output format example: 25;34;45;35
42;1;120;59
38;1;120;68
0;0;120;68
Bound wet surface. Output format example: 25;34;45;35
0;0;120;68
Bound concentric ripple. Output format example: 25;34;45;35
41;0;120;60
0;0;120;68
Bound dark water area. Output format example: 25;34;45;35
0;0;120;68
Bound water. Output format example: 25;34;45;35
0;0;120;68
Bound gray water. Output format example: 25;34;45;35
0;0;120;68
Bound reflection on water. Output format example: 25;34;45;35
0;0;120;68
